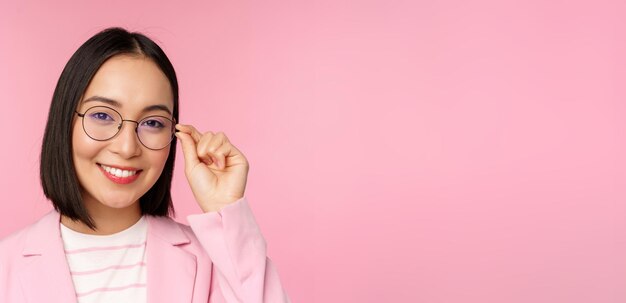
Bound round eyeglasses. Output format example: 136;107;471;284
75;105;177;150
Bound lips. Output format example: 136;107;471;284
97;163;143;184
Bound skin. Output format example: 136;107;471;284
61;54;249;235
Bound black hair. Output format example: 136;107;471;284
40;27;179;230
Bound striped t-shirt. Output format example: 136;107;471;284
60;216;148;302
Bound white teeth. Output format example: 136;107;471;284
100;164;138;178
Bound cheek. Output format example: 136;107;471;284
152;149;170;171
71;122;100;163
70;122;100;190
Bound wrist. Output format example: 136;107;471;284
199;196;242;213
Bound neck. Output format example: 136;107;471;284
60;198;142;235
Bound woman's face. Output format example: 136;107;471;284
71;54;174;212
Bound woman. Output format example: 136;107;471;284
0;27;290;302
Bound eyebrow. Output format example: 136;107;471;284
82;95;173;116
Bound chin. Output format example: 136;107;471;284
96;193;141;209
104;201;138;209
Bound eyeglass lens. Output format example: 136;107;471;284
82;106;174;150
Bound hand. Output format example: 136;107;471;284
175;124;250;213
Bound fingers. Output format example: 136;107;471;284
174;131;200;170
197;131;228;167
211;139;232;169
175;124;235;170
176;124;209;166
176;124;203;143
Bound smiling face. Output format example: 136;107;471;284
71;54;174;214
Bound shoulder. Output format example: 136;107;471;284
145;214;197;239
145;214;207;256
0;225;29;259
0;212;51;259
0;211;55;273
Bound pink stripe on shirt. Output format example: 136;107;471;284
64;241;146;254
70;261;147;276
75;283;147;297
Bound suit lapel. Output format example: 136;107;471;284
17;210;197;303
19;210;78;303
145;215;197;303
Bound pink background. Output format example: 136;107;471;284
1;0;625;302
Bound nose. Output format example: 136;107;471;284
109;120;142;158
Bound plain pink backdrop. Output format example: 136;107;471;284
1;0;625;302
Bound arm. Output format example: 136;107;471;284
187;197;290;303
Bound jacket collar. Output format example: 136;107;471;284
21;209;64;256
19;209;198;303
22;210;191;254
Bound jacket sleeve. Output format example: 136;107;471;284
187;197;290;303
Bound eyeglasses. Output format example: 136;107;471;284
75;105;177;150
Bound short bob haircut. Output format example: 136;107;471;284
40;27;179;230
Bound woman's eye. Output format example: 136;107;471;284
142;119;165;128
90;112;113;121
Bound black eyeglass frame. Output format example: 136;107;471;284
74;105;179;151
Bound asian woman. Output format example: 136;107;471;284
0;27;290;303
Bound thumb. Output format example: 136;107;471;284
175;132;200;170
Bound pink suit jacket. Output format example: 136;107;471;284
0;197;290;302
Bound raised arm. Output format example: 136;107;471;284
188;197;291;303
